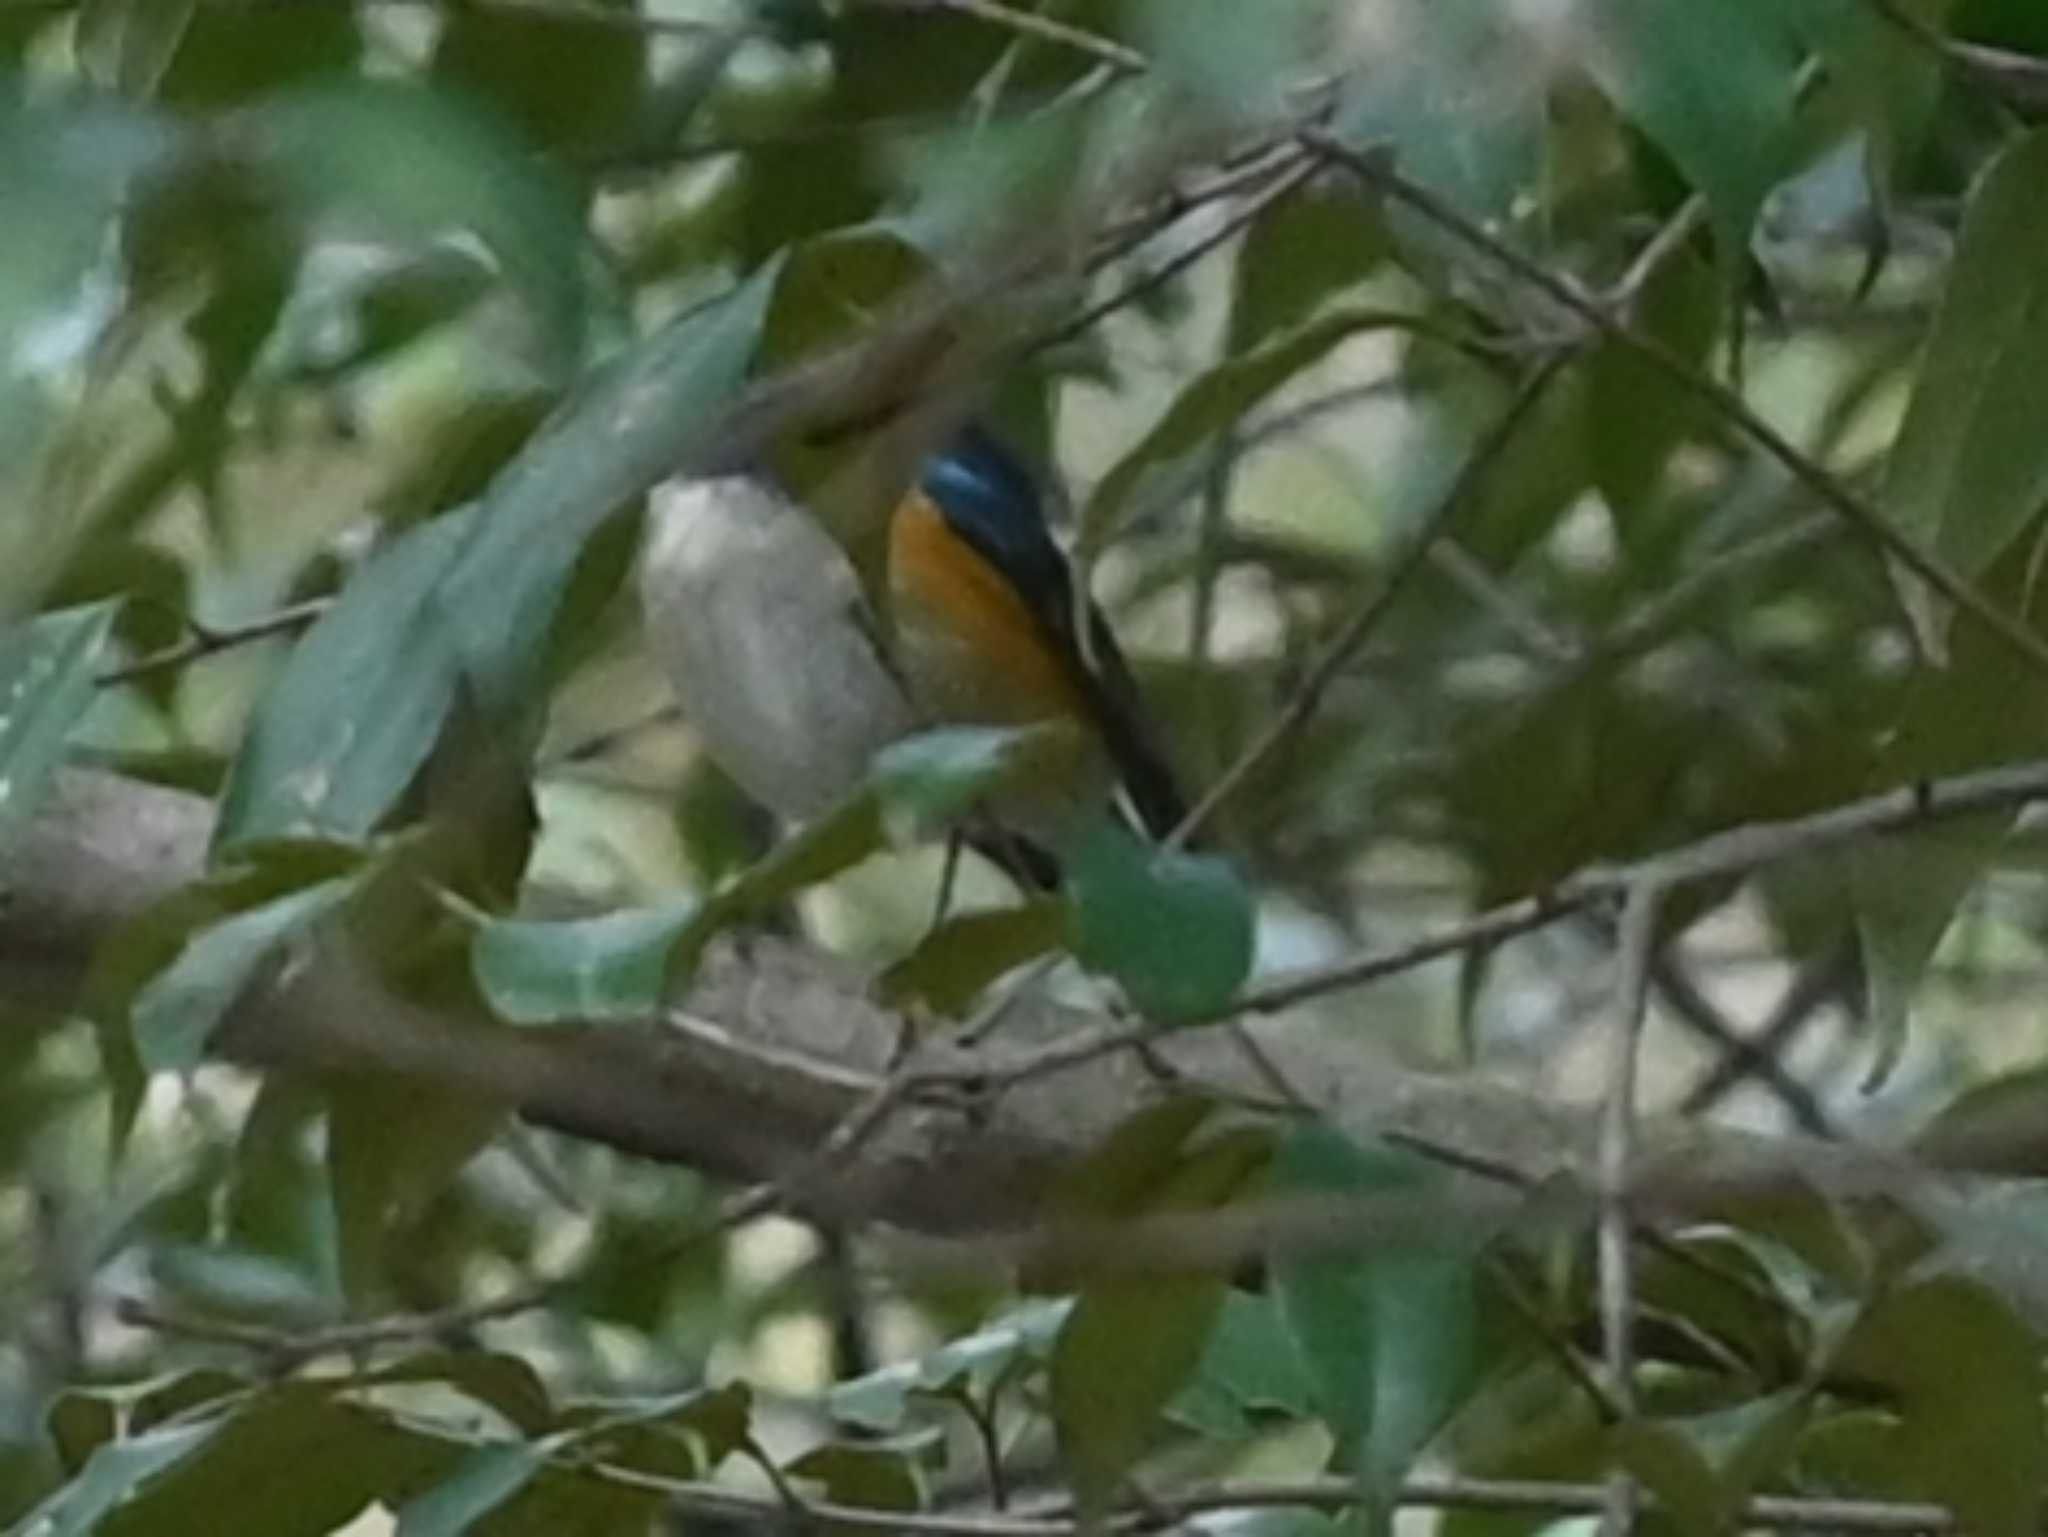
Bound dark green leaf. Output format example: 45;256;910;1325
785;1436;930;1513
1049;1124;1266;1517
879;898;1066;1015
1586;252;1719;523
0;601;120;845
95;1392;451;1537
395;1441;550;1537
1884;128;2048;652
1611;1420;1732;1537
325;1073;503;1306
1050;1268;1227;1516
1833;1276;2043;1537
1066;815;1253;1022
10;1420;226;1537
432;0;646;162
1230;187;1386;352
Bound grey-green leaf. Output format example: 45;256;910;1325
472;899;700;1026
0;600;120;845
131;877;357;1073
214;509;474;853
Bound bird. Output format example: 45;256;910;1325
638;426;1185;871
887;424;1187;845
639;472;916;822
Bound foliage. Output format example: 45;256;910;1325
7;1;2048;1534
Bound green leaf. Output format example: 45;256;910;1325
244;79;603;374
325;1073;503;1306
1050;1261;1227;1517
1586;252;1719;522
1884;128;2048;652
1066;816;1253;1023
1833;1275;2043;1537
0;600;119;845
1083;309;1421;552
130;877;358;1074
0;92;170;523
1847;546;2048;1087
438;259;780;711
1270;1125;1488;1518
471;898;700;1026
1611;1420;1733;1537
1049;1123;1267;1517
1230;187;1386;352
432;0;646;162
93;1391;451;1537
757;226;933;377
870;724;1059;842
1170;1290;1319;1438
214;510;475;853
363;1353;556;1438
784;1437;930;1513
1580;0;1804;263
395;1441;550;1537
10;1420;226;1537
1330;0;1548;220
880;898;1066;1015
829;1299;1071;1434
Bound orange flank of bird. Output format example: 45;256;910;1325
888;489;1092;727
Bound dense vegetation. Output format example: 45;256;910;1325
7;1;2048;1533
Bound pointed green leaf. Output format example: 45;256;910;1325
11;1420;226;1537
439;259;779;711
325;1073;503;1306
215;509;475;853
1885;128;2048;650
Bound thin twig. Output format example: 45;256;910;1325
1169;347;1576;847
861;0;1147;74
97;599;330;687
1302;131;2048;683
1039;152;1318;355
1680;937;1859;1120
982;756;2048;1087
